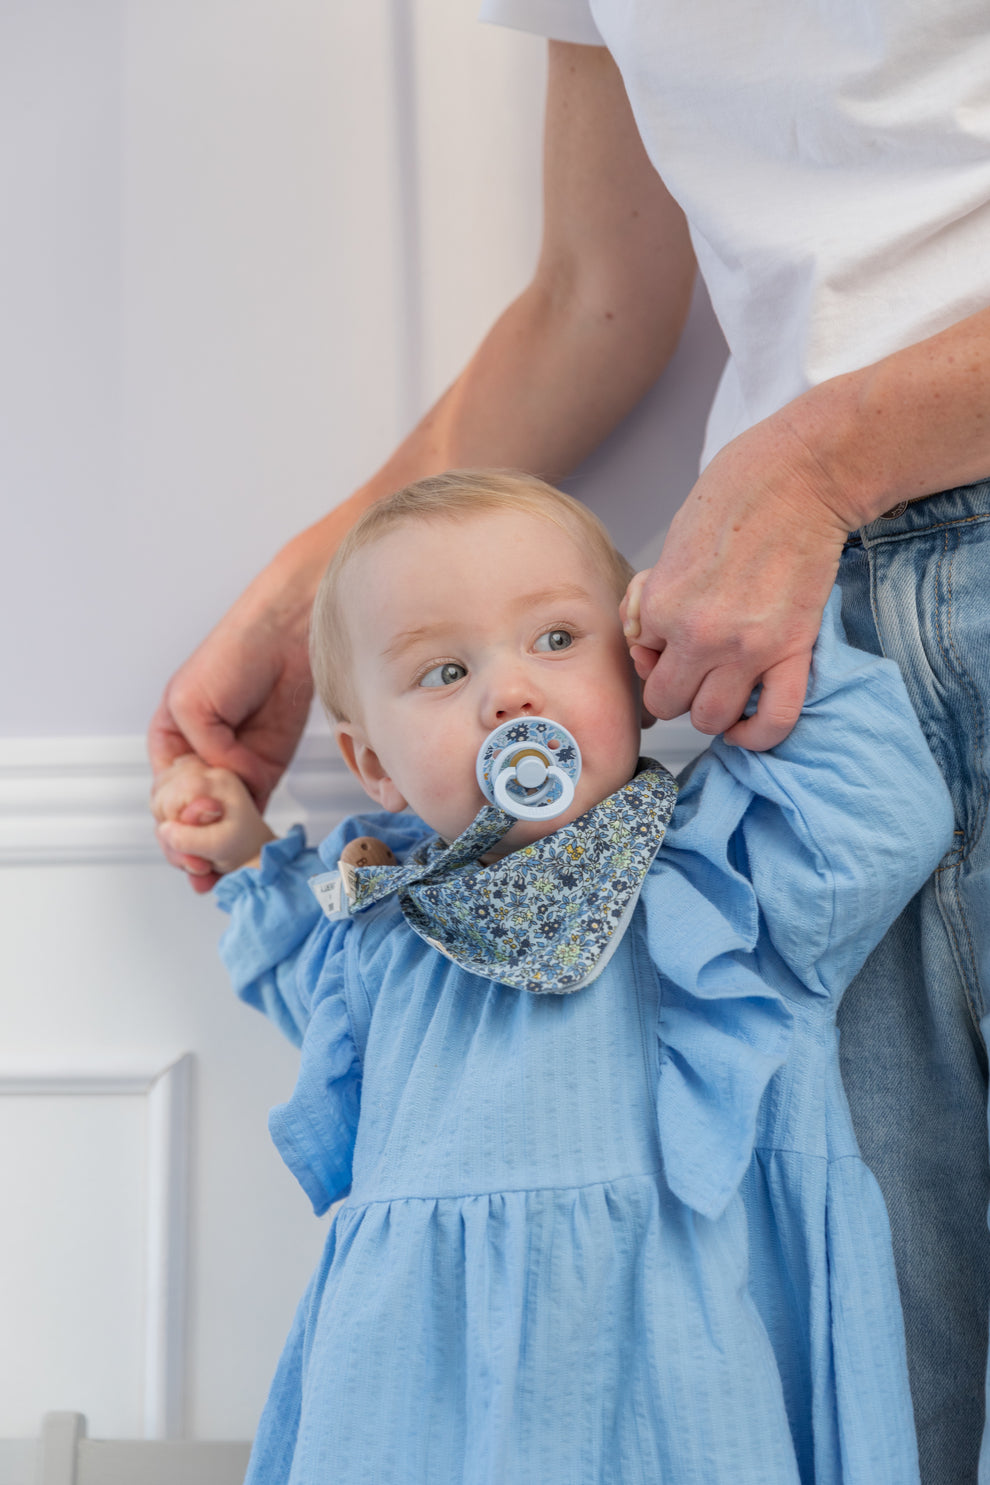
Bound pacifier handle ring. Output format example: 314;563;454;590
477;716;582;821
493;765;575;822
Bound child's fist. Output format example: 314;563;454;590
152;756;275;876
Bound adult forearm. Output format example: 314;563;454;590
238;36;697;643
779;304;990;529
270;264;692;623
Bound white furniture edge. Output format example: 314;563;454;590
0;724;707;867
0;1410;253;1485
0;1058;193;1440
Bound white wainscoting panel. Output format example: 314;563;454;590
0;1059;191;1440
0;1439;34;1485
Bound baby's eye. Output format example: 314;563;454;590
534;629;573;653
419;661;467;688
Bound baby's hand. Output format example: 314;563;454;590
151;756;276;876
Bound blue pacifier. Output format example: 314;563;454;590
476;717;582;822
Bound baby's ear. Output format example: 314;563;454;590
335;724;409;813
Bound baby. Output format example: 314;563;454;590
154;470;951;1485
156;471;647;872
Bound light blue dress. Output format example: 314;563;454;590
217;596;953;1485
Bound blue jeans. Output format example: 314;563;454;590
837;478;990;1485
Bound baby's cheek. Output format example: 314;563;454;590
398;744;478;836
588;720;642;794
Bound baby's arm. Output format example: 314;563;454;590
152;756;276;875
674;589;954;995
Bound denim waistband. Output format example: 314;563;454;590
847;475;990;549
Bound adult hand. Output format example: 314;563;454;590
148;533;322;889
149;611;311;886
622;416;851;750
148;597;313;805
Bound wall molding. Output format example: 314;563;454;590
0;734;369;867
0;1056;193;1440
0;724;707;867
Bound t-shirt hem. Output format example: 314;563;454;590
478;0;604;47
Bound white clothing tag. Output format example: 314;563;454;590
309;870;351;921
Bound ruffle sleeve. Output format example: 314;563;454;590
704;587;953;998
267;987;361;1215
643;588;953;1220
216;825;330;1044
217;811;434;1213
216;812;433;1044
641;772;794;1221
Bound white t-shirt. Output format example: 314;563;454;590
482;0;990;466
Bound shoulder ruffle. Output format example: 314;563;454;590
703;589;953;997
216;813;433;1044
217;825;331;1042
217;812;432;1212
268;988;362;1216
263;814;433;1211
640;587;952;1221
642;766;794;1221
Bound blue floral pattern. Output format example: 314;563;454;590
341;760;678;994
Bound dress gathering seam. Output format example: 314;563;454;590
342;1166;666;1210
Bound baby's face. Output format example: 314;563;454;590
334;509;643;852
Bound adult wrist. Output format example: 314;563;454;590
247;491;374;645
774;307;990;530
771;374;903;532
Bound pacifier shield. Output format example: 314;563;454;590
476;717;582;821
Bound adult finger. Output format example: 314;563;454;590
688;666;759;738
641;641;714;722
629;643;662;684
621;570;649;639
185;869;220;894
147;699;199;781
148;687;270;803
722;651;812;751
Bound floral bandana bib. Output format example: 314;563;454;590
310;759;678;994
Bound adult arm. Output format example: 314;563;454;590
149;41;696;885
626;304;990;749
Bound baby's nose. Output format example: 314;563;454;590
482;667;544;728
495;699;534;722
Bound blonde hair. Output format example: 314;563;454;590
310;469;635;722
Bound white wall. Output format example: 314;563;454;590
0;0;727;1446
